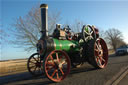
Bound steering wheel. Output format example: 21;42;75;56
82;25;96;42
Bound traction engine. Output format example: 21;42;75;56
27;4;108;82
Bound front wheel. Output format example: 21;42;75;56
43;50;71;82
27;53;43;76
86;38;108;69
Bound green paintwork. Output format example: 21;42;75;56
85;26;88;32
53;38;80;52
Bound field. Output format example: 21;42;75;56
0;59;28;76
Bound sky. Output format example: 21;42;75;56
0;0;128;60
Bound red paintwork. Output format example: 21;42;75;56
94;38;108;68
44;50;71;82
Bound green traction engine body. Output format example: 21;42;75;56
41;38;80;54
53;38;79;52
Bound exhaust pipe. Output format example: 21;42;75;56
40;4;48;38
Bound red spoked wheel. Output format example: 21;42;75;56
94;38;108;68
87;38;108;69
43;50;71;82
27;53;43;76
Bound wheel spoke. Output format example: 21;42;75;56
56;72;59;79
97;40;102;49
33;57;38;62
59;67;64;75
50;55;55;63
84;30;89;35
61;60;66;65
99;56;102;63
101;57;105;62
96;57;99;63
97;57;102;65
94;48;99;52
30;61;36;64
95;43;100;50
90;31;93;35
99;60;102;65
51;70;56;77
33;66;37;73
29;66;35;69
56;53;59;62
96;56;102;65
89;36;93;39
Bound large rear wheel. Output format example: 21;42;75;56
43;50;71;82
87;38;108;69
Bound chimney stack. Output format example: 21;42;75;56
40;4;48;37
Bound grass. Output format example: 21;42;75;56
108;49;115;55
0;59;28;76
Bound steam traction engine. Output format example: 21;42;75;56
27;4;108;82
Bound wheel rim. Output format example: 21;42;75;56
94;38;108;68
27;53;43;75
44;50;70;82
82;25;95;42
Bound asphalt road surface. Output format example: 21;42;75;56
0;55;128;85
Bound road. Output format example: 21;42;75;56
0;55;128;85
118;73;128;85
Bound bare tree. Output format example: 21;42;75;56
105;28;126;51
71;20;84;33
0;29;5;44
0;24;8;44
11;6;61;52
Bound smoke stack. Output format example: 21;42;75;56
40;4;48;37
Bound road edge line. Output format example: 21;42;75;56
105;65;128;85
112;66;128;85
